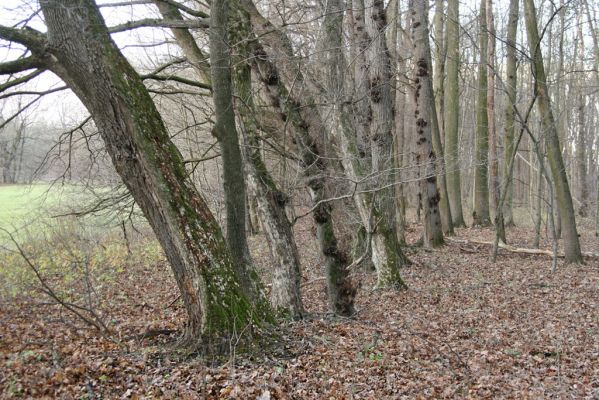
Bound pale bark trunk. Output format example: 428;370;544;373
473;0;491;226
523;0;583;263
444;0;466;227
245;26;359;312
38;0;271;352
410;0;444;247
233;25;304;318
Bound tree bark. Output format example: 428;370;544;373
523;0;583;263
410;0;444;247
486;0;503;241
444;0;466;227
29;0;271;352
232;13;304;318
503;0;519;227
210;0;258;298
473;0;491;226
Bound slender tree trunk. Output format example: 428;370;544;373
34;0;271;352
430;0;454;236
523;0;583;263
388;0;407;243
576;21;588;217
486;0;502;240
444;0;466;227
410;0;444;247
503;0;519;227
473;0;491;226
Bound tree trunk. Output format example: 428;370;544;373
210;0;258;298
244;21;359;312
523;0;583;263
576;21;588;217
35;0;271;352
410;0;444;247
232;15;304;318
444;0;466;227
503;0;519;227
486;0;504;241
473;0;491;226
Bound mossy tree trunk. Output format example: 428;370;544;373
210;0;258;299
242;0;407;290
232;13;304;319
473;0;491;226
444;0;466;227
18;0;272;353
523;0;583;263
410;0;444;247
238;4;358;313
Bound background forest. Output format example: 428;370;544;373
0;0;598;398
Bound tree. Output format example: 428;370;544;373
502;0;519;227
209;0;258;298
523;0;583;263
473;0;491;226
444;0;466;227
0;0;271;353
410;0;444;247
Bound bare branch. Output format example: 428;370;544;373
0;56;43;75
0;25;46;53
108;18;208;34
0;69;44;92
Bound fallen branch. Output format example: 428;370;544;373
447;237;599;259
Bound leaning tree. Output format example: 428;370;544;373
0;0;272;353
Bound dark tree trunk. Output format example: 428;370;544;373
209;0;258;299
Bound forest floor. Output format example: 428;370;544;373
0;216;598;399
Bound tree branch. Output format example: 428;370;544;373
141;73;211;90
0;69;44;92
0;56;43;75
0;25;46;53
108;18;208;34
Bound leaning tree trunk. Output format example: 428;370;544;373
444;0;466;227
248;36;358;314
473;0;491;226
410;0;444;247
523;0;583;263
232;14;304;319
503;0;519;227
33;0;271;352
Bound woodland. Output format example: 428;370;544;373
0;0;598;398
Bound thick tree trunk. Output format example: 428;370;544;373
473;0;491;226
523;0;583;263
210;0;257;298
410;0;444;247
444;0;466;227
503;0;519;227
37;0;270;352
